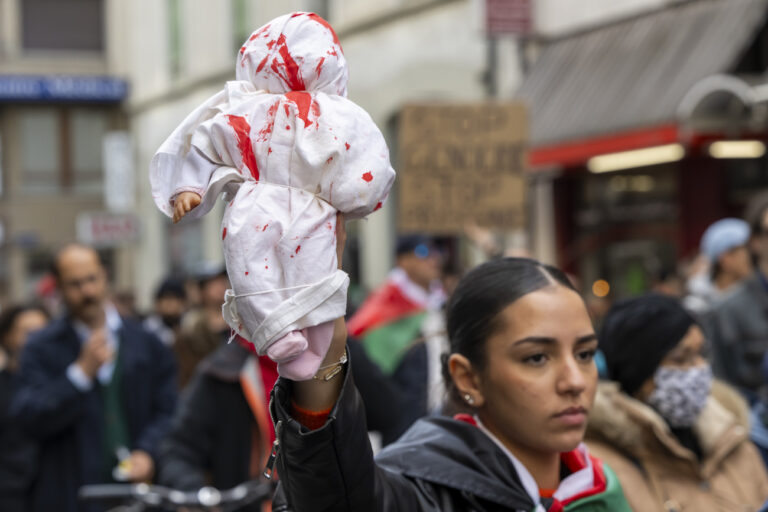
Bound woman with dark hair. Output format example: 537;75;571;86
0;304;50;371
0;303;50;511
269;217;630;511
587;294;768;511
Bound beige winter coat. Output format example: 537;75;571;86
586;380;768;512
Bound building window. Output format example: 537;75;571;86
71;109;108;194
21;0;104;51
19;107;111;196
19;109;60;194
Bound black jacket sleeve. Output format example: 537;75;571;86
270;350;430;512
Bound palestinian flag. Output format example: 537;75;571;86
348;279;427;374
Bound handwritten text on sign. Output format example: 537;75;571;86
398;103;527;234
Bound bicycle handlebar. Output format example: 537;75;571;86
78;480;273;509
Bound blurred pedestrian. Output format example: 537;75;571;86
706;194;768;399
588;294;768;512
272;255;632;511
113;289;140;321
348;234;446;375
158;339;277;511
0;303;49;512
651;267;685;298
143;277;187;347
10;243;177;512
347;234;447;426
174;265;230;389
684;218;752;315
0;304;50;372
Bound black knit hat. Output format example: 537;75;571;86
599;294;695;396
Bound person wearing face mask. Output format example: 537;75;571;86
143;277;188;347
587;294;768;512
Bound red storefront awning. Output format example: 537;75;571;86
517;0;768;170
529;124;679;169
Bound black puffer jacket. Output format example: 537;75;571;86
270;358;538;512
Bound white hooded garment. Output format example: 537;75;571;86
150;12;395;378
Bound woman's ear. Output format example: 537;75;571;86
449;353;485;408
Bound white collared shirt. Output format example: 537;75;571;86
66;304;123;391
474;416;596;510
387;267;446;311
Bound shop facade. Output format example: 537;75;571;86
518;0;768;297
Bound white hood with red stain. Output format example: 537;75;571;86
237;12;348;97
149;12;395;378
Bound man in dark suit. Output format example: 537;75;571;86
11;243;177;512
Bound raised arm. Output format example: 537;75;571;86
271;214;428;512
290;213;348;411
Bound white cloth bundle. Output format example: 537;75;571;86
150;12;395;379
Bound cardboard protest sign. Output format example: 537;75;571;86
398;103;527;234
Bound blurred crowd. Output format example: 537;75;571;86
2;194;768;511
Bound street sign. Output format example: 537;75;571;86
77;212;140;248
0;75;128;102
486;0;533;36
398;103;528;234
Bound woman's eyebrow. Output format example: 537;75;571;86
575;334;598;345
512;334;598;346
512;336;556;346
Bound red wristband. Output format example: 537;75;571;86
291;400;332;430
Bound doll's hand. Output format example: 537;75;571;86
172;192;202;223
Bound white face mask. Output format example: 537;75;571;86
646;365;713;428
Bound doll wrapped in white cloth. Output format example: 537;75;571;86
150;12;395;380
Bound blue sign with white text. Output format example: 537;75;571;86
0;75;128;102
